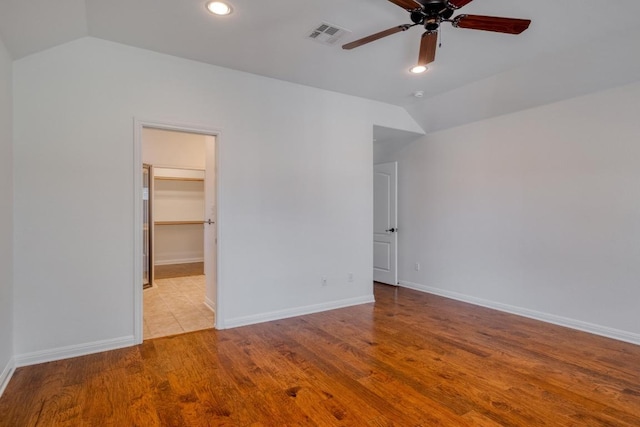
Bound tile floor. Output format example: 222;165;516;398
143;273;214;339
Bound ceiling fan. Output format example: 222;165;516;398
342;0;531;69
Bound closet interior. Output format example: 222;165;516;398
141;128;215;339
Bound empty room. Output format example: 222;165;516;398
1;0;639;425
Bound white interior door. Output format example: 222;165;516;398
204;135;217;319
373;162;398;285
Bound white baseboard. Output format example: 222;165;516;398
223;294;375;330
0;356;15;398
203;296;215;313
154;257;204;266
14;335;136;368
399;280;640;346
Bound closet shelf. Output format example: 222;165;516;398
154;176;204;182
155;221;205;226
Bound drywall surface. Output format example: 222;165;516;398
153;222;204;265
395;82;640;340
12;37;422;356
0;35;14;390
373;125;423;165
407;26;640;134
142;127;206;170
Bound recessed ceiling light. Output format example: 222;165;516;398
410;65;428;74
206;1;233;16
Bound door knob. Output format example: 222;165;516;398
385;227;397;233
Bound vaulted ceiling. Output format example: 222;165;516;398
1;0;639;136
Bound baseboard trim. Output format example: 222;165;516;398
14;335;136;368
223;294;375;330
399;280;640;346
0;357;16;398
154;258;204;266
203;297;215;313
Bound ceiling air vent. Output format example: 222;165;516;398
306;22;350;46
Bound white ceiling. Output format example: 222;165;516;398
1;0;640;134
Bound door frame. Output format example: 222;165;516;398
133;118;223;344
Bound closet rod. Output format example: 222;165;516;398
154;221;205;225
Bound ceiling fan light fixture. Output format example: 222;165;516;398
344;0;532;70
206;1;233;16
410;65;428;74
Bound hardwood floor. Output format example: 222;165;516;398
154;262;204;280
2;284;640;426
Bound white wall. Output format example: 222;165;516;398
142;128;206;169
394;81;640;343
373;126;423;165
0;35;14;392
153;224;203;265
12;37;423;359
407;26;640;134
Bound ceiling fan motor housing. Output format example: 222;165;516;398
420;0;452;14
425;19;440;31
413;0;455;29
410;11;425;24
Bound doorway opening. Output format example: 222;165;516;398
135;122;219;342
373;161;398;286
372;125;422;289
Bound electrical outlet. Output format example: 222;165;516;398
415;262;421;271
348;272;354;282
321;276;327;287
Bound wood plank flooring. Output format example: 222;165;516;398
2;284;640;426
154;262;204;280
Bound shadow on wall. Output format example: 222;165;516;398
373;125;423;164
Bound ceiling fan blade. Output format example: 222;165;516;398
447;0;474;9
452;15;531;34
342;24;413;50
417;31;438;66
388;0;422;11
